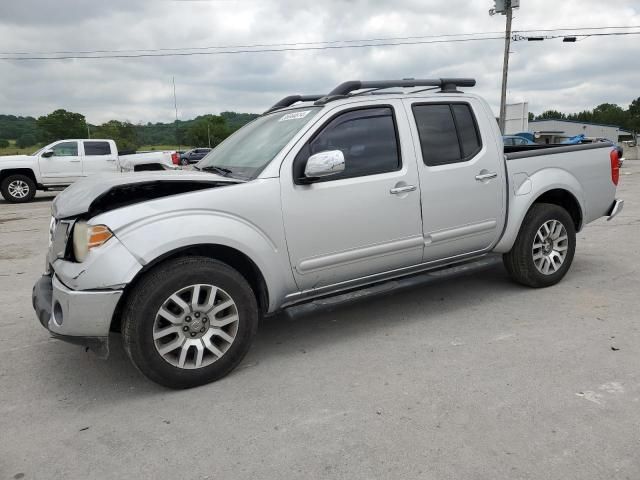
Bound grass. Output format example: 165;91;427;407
138;145;191;152
0;140;42;156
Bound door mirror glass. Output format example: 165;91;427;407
41;149;54;158
304;150;345;179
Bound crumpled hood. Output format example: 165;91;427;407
52;170;243;218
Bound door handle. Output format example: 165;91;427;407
106;158;116;162
475;172;497;181
69;160;81;163
390;185;417;195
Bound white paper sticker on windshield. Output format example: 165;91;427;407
279;110;311;122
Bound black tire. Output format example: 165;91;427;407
1;174;37;203
180;158;189;166
122;256;259;388
503;203;576;288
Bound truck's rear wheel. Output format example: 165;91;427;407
503;203;576;288
121;256;259;388
1;174;36;203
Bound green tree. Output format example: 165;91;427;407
590;103;626;128
36;109;87;143
536;110;566;120
220;111;259;131
93;120;138;152
528;112;535;121
0;139;9;148
185;115;230;147
16;133;38;148
627;97;640;133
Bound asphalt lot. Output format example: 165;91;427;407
1;165;639;480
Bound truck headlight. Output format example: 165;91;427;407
72;222;113;262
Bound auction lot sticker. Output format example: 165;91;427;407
279;110;311;121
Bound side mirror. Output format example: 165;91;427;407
41;149;54;158
304;150;345;180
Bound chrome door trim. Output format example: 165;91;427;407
283;250;489;307
296;236;424;274
424;220;497;245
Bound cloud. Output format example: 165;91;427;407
0;0;638;123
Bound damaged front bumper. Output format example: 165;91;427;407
32;274;123;358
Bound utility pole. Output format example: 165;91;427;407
207;123;211;148
499;3;513;134
87;125;91;139
491;0;519;134
173;76;180;151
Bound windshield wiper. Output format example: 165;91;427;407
197;165;234;177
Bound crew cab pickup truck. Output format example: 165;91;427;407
32;78;624;388
0;139;179;203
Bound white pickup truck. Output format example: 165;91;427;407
33;78;624;388
0;139;179;203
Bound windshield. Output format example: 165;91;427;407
197;107;321;179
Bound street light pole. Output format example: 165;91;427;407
499;0;513;134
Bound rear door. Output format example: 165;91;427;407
404;98;505;262
281;101;424;290
82;141;118;175
38;141;83;184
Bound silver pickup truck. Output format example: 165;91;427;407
32;78;623;388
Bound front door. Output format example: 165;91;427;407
281;102;424;291
404;98;505;262
82;141;118;175
38;141;83;184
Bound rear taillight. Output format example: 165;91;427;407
610;149;620;186
171;152;180;165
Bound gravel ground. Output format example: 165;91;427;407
0;165;638;480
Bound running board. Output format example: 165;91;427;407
286;255;502;317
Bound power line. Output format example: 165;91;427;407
2;24;639;56
514;31;640;41
0;36;507;61
1;29;638;61
0;31;507;56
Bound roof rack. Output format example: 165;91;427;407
265;94;325;113
315;78;475;104
264;77;476;113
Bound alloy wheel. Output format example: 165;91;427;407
8;180;29;199
153;284;239;369
532;219;569;275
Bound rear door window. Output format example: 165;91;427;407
412;103;482;166
84;141;111;156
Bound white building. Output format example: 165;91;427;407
529;119;631;144
504;102;529;135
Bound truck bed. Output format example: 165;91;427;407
504;142;616;226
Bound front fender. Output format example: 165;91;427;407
493;167;585;253
112;209;295;312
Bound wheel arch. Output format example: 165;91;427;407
494;169;585;254
0;168;38;184
111;243;269;332
533;188;582;231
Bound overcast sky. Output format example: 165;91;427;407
0;0;638;124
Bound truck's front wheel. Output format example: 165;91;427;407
503;203;576;288
122;256;259;388
1;174;37;203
